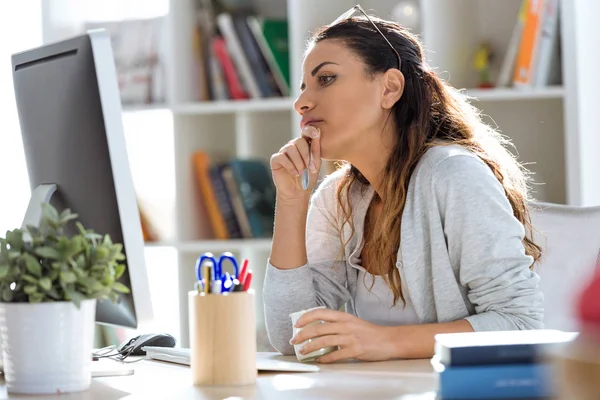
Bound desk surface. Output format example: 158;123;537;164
0;353;439;399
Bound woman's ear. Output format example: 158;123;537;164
381;69;405;109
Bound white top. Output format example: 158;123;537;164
349;230;420;326
354;269;421;326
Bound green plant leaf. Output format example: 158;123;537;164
95;246;109;261
88;247;97;264
60;271;77;285
73;266;86;279
59;209;79;225
42;202;60;223
103;235;113;246
24;284;37;295
114;264;125;280
22;253;42;277
22;274;38;284
35;247;61;260
29;292;44;303
0;240;8;264
38;277;52;291
65;289;84;308
48;269;59;282
47;287;60;299
2;287;13;302
25;225;41;237
0;264;9;279
6;229;24;251
112;282;130;294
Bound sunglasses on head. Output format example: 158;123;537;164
330;4;402;70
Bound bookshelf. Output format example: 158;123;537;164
41;0;600;349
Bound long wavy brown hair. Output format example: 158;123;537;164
310;15;542;307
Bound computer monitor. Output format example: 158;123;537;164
10;30;153;329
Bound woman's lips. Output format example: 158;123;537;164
300;119;323;129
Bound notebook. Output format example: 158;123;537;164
142;346;320;372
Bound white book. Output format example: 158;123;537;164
216;13;262;99
496;0;528;88
534;0;561;87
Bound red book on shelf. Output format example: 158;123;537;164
212;36;249;100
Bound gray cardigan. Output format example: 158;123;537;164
263;145;544;355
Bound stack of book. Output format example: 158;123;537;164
432;329;577;399
496;0;561;88
192;150;276;240
193;1;289;101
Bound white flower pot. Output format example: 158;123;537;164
0;299;96;394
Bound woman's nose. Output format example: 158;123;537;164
293;92;315;115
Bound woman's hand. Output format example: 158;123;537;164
289;308;394;363
270;125;321;203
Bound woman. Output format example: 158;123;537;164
264;9;544;363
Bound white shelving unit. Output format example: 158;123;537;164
290;0;600;206
41;0;600;349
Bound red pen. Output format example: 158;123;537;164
242;269;253;291
239;259;249;286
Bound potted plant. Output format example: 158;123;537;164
0;202;130;394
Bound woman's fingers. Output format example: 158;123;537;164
317;346;356;364
295;308;351;328
270;152;299;177
293;138;311;172
298;334;349;356
282;141;307;175
290;321;344;345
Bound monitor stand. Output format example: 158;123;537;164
21;183;58;230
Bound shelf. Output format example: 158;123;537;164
172;97;294;115
145;239;273;253
121;88;563;116
463;86;564;101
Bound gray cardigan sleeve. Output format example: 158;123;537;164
263;175;350;355
432;154;544;331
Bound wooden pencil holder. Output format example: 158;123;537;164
188;290;257;386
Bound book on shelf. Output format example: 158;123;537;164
496;0;561;89
85;17;167;105
193;1;290;101
192;150;275;240
138;199;161;243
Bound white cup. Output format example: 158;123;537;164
289;306;337;362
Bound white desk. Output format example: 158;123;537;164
0;353;439;399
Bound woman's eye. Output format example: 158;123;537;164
317;75;335;86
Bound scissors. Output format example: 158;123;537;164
195;252;240;293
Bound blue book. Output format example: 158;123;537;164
434;329;577;367
436;362;555;399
